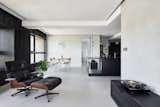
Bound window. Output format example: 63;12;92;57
30;35;46;64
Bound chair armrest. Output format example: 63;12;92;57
31;71;43;78
31;71;40;76
31;71;39;74
5;78;16;81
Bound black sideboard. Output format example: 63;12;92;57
111;80;160;107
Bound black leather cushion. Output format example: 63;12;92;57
23;77;42;86
35;77;62;90
22;69;31;80
11;71;24;82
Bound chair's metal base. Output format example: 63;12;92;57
34;90;59;102
11;87;38;97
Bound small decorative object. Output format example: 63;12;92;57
121;80;150;94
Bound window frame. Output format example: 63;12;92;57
30;34;47;64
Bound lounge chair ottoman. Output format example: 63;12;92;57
31;77;62;102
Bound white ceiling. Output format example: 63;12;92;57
40;15;121;35
0;0;122;35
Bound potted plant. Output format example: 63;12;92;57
38;60;48;72
36;60;48;77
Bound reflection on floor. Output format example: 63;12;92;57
0;66;119;107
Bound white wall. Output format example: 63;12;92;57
121;0;160;95
48;35;82;67
47;35;100;67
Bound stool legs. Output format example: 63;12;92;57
34;90;59;102
11;87;38;97
11;89;26;96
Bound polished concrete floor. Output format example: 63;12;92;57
0;66;119;107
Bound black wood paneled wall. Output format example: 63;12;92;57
0;8;21;28
15;27;30;63
0;8;47;85
0;8;30;63
0;8;46;64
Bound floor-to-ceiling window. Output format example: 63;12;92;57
30;34;46;64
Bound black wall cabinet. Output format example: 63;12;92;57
0;8;21;28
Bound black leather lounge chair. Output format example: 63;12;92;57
5;60;42;96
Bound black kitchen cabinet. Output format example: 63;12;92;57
102;58;120;76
